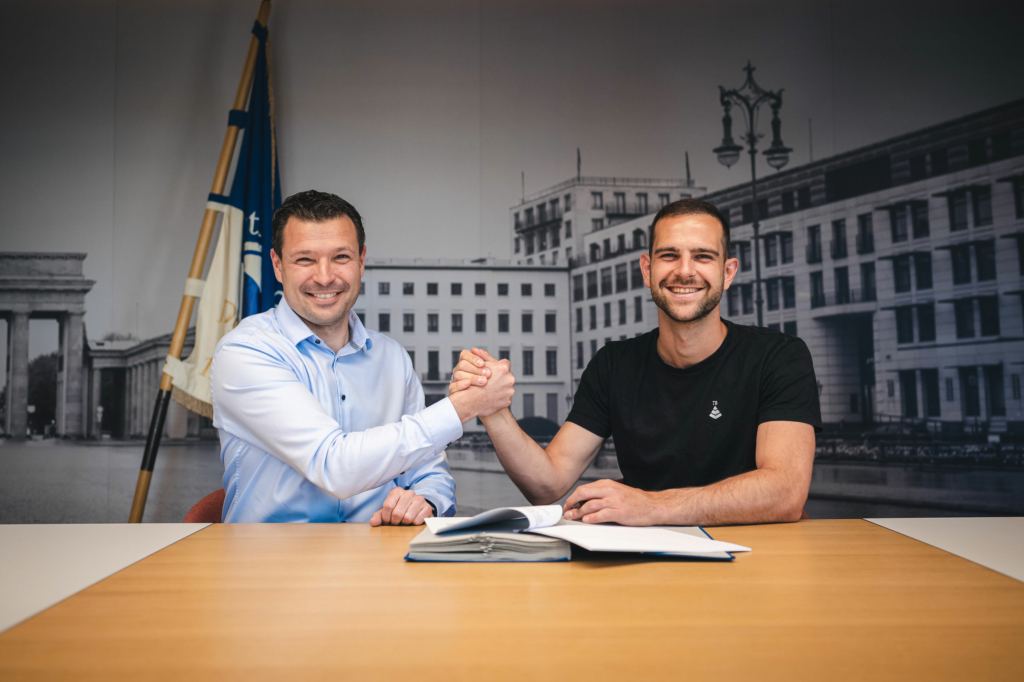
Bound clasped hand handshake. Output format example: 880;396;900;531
446;348;516;423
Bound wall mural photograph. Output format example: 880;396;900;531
1;0;1023;524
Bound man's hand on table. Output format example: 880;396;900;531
369;487;434;526
562;479;665;526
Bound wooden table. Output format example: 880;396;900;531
1;520;1021;681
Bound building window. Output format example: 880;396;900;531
403;282;414;295
912;202;929;239
781;191;795;214
585;271;598;299
918;303;936;342
947;190;968;231
835;266;850;304
403;313;415;333
856;214;874;254
634;296;643;323
951;245;972;284
521;283;532;297
573;308;582;333
887;379;895;398
899;370;918;417
861;262;876;302
831;220;847;259
474;283;485;296
592;218;604;232
499;348;510;362
538;229;547;252
914;253;933;290
379;282;390;296
810;272;825;308
1014;177;1024;220
576;341;584;369
631;260;644;288
909;155;927;181
545;313;556;333
378;313;390;332
498;283;509;296
565;220;572;238
603;238;612;258
946;377;954;402
614;263;628;292
743;283;756;314
766;279;779;311
893;255;912;293
658;193;670;208
452;350;462;371
806;226;822;263
637;193;648;214
954;299;974;338
972;186;993;226
589;305;597;330
590;338;598;359
1011;374;1021;400
544;283;556;297
618;299;627;325
979;296;1000;336
514;237;521;254
573;275;584;302
522;393;535;418
600;267;612;296
975;240;996;281
739;242;752;271
522;350;534;376
960;367;980;417
591;192;603;209
780;233;793;264
985;365;1006;417
427;351;440;381
931;148;949;176
890;206;909;243
918;369;939;417
895;307;914;345
546;349;557;376
475;313;486;333
782;277;796;309
797;186;812;209
764;235;778;267
427;313;438;332
427;282;438;296
522;312;533;333
565;193;572;211
783;321;797;337
603;302;611;327
451;282;462;296
356;311;365;324
498;312;509;333
968;137;988;167
360;282;366;295
742;202;753;224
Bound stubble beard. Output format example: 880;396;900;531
650;275;724;325
294;282;353;329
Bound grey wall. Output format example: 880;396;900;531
1;0;1022;370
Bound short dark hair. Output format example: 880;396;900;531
648;198;730;258
272;190;365;256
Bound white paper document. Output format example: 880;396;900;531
530;523;750;554
425;505;564;535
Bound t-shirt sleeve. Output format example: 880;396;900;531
565;346;612;438
757;337;823;432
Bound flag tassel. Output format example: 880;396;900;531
129;0;273;523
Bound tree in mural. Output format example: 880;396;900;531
27;352;58;435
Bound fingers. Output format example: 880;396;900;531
563;481;607;512
581;508;618;524
369;510;382;527
459;349;489;373
452;370;488;386
413;501;434;525
448;378;473;397
390;489;416;525
472;347;498;363
379;486;404;525
567;496;611;521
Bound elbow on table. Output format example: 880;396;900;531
777;491;809;523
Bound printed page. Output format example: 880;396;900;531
530;523;750;554
425;505;563;535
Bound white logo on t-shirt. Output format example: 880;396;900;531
709;400;722;420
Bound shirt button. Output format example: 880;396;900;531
342;395;346;401
315;339;321;344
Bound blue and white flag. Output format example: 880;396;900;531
164;19;282;418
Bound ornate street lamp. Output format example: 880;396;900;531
714;62;791;327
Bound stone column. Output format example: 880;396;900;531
7;312;30;440
89;367;102;438
63;313;85;437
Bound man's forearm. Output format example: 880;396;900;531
481;409;575;504
656;466;808;526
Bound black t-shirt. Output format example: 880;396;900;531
566;321;822;492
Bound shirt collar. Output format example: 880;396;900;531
275;295;372;353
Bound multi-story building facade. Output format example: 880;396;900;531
706;99;1024;433
510;176;701;268
356;258;572;431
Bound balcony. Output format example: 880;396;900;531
806;243;822;264
856;231;875;255
516;206;563;234
810;288;876;310
604;201;652;220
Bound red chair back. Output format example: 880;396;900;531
184;489;226;523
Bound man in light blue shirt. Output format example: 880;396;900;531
212;190;514;523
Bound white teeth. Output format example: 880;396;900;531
312;293;337;299
668;287;701;294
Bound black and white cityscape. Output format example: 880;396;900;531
2;0;1023;522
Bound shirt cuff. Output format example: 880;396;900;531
421;397;464;454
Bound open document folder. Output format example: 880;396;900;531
406;505;751;562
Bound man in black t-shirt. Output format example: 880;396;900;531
450;198;821;526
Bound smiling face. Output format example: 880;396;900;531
270;215;365;333
640;213;738;325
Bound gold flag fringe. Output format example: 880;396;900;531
171;386;214;420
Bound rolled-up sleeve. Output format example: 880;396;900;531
212;339;463;501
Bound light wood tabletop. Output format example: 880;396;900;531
1;519;1021;681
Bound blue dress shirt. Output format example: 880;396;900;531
211;297;462;523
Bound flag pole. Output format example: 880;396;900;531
129;0;273;523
